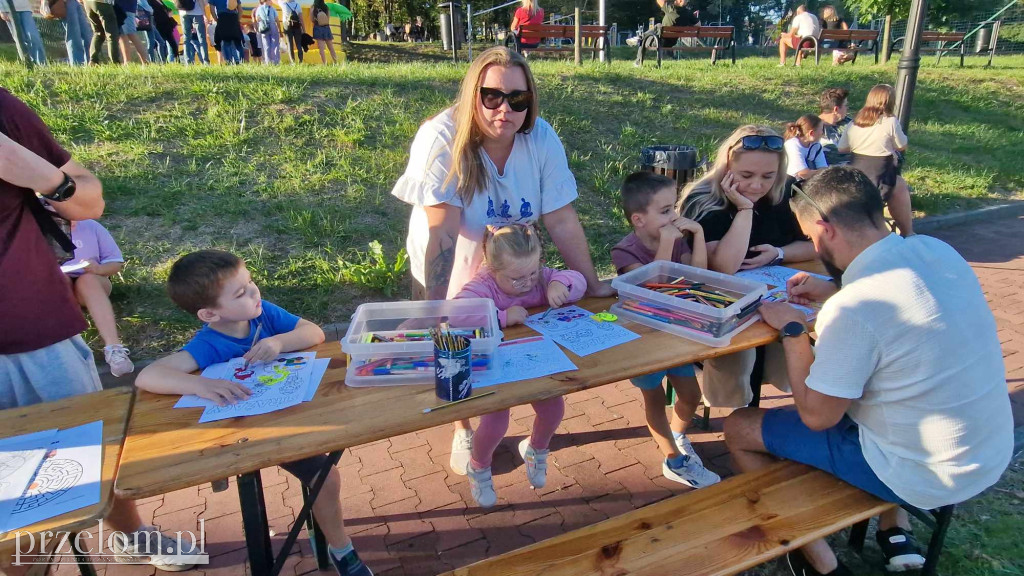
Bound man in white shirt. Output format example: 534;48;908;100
779;4;820;66
724;167;1013;576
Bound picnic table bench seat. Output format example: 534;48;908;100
443;461;957;576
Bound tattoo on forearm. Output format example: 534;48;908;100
426;236;455;297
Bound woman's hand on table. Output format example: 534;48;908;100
740;244;779;270
585;279;616;298
786;272;837;305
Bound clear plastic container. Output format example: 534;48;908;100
341;298;502;387
610;261;767;347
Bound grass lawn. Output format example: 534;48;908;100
1;45;1022;358
1;41;1022;576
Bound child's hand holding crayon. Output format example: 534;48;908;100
546;280;570;308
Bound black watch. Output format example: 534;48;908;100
42;172;76;202
779;320;808;340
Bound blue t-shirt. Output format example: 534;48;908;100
182;300;300;369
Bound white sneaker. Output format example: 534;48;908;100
110;526;199;572
104;344;135;377
662;457;721;489
517;438;549;489
467;464;497;508
450;429;473;476
673;434;704;467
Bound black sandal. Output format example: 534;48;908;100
875;527;926;572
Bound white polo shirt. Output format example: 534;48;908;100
791;11;821;38
807;233;1013;510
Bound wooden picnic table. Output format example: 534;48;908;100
116;261;826;576
0;387;135;573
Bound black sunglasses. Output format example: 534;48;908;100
790;183;830;223
479;87;532;112
738;134;785;151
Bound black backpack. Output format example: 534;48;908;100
286;2;301;29
176;0;195;11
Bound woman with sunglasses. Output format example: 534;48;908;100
680;125;816;408
392;46;612;478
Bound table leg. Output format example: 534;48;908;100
301;484;331;570
237;471;274;576
270;450;343;576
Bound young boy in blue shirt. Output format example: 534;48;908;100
136;250;373;576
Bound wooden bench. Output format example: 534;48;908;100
893;30;966;66
639;25;735;66
798;28;881;65
506;24;611;63
443;461;957;576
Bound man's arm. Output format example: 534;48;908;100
759;302;851;431
0;131;104;220
543;204;614;297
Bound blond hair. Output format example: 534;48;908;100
854;84;896;128
821;5;838;24
483;223;542;273
443;47;539;205
681;125;788;223
521;0;540;17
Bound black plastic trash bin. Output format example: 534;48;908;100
640;145;705;191
439;2;463;51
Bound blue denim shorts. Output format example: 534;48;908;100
762;407;906;505
630;363;696;390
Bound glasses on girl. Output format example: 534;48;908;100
506;269;539;289
479;88;532;112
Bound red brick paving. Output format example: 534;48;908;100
52;216;1023;576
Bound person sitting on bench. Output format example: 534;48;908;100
724;167;1013;576
510;0;544;49
778;4;819;66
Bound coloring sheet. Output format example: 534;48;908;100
175;353;324;414
197;352;316;423
525;306;640;357
0;430;57;535
735;266;830;319
1;421;102;535
303;358;330;402
472;337;578;389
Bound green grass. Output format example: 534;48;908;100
1;45;1022;357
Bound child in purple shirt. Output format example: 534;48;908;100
610;172;720;489
454;223;586;507
63;219;134;377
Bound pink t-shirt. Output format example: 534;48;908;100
513;6;544;43
455;265;586;327
610;232;691;275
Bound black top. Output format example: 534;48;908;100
690;191;809;248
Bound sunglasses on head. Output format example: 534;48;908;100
738;134;785;151
479;87;532;112
790;183;830;223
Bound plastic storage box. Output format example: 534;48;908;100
610;261;767;347
341;298;502;387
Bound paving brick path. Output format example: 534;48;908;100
55;216;1023;576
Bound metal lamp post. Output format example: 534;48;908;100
894;0;929;134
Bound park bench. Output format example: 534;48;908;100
442;461;957;576
797;28;881;65
893;30;966;66
506;24;611;63
638;25;735;66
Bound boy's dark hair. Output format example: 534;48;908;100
167;250;244;316
793;166;886;230
620;171;677;221
819;87;849;114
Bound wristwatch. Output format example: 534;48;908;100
780;320;808;340
41;171;76;202
769;246;785;266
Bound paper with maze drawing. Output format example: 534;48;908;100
525;306;640;357
193;353;317;423
735;266;829;319
0;430;57;535
472;336;578;389
0;421;102;535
